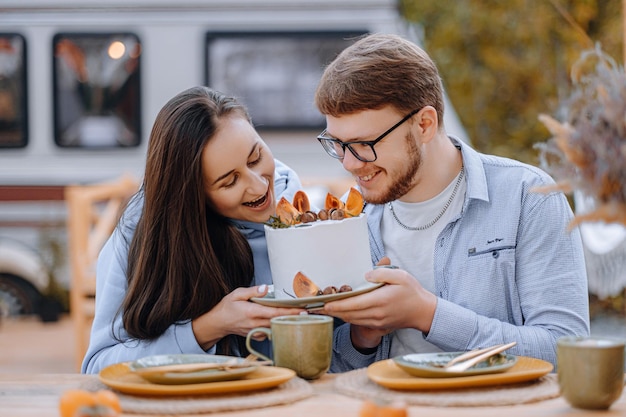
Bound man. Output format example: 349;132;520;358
315;33;590;372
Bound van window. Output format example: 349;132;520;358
52;32;141;148
205;31;366;129
0;33;27;149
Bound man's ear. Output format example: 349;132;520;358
416;106;438;143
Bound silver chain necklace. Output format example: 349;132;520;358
388;166;464;231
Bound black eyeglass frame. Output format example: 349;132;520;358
316;108;421;162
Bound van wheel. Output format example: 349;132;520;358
0;273;42;318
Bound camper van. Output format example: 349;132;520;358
0;0;467;318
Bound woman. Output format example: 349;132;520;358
82;86;303;374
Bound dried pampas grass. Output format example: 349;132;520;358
535;45;626;227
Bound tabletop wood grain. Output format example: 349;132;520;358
0;372;624;417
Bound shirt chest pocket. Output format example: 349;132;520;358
465;239;517;286
460;240;518;319
467;240;516;259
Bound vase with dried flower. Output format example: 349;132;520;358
536;44;626;321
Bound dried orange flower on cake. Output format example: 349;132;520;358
345;187;365;217
325;192;345;211
292;190;310;213
293;271;322;297
275;197;301;226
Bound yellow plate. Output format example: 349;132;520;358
99;362;296;396
367;356;553;390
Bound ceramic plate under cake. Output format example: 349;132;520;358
367;356;553;390
100;361;295;396
393;351;518;378
127;354;257;384
250;282;383;310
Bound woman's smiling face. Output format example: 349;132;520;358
202;115;276;223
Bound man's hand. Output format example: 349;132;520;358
322;259;437;349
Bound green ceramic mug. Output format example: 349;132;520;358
245;315;333;380
557;336;625;410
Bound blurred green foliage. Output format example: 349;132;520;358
400;0;623;165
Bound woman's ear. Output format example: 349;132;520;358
416;106;438;144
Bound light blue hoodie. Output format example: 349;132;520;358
82;159;301;373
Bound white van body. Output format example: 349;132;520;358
0;0;468;318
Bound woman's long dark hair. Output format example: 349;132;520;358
120;86;254;355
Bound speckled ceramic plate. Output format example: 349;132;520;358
128;354;257;385
393;351;518;378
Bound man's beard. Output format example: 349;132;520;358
366;132;422;205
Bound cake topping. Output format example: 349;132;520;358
345;187;365;216
267;187;364;228
325;193;344;211
292;190;310;213
272;197;300;226
293;271;322;297
292;271;353;298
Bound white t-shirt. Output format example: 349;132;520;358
382;169;466;357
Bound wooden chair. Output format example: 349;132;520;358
65;175;139;371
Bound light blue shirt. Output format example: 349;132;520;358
82;160;301;374
330;137;590;372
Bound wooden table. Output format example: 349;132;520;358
0;373;624;417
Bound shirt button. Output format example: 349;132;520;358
492;251;499;258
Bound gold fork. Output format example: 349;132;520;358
440;341;517;373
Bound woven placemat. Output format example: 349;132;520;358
334;369;560;407
81;377;313;414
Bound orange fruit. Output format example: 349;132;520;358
359;400;379;417
377;403;408;417
94;390;121;414
359;399;407;417
60;390;95;417
59;389;120;417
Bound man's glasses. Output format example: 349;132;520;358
317;109;420;162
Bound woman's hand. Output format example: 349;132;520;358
192;284;304;350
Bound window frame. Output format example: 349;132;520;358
204;30;367;130
51;31;142;149
0;32;28;149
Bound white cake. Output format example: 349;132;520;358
264;214;372;299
